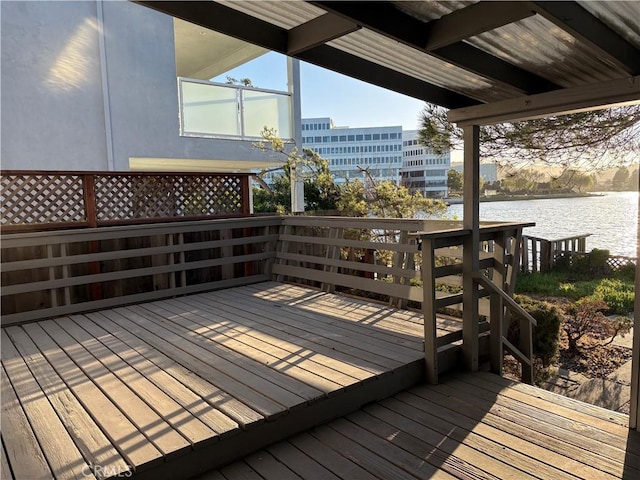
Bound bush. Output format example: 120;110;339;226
563;298;632;353
510;295;562;368
589;278;635;315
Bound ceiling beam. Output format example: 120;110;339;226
448;75;640;126
530;1;640;75
423;1;535;51
134;1;478;108
310;0;560;95
287;13;360;56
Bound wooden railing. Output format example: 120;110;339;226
521;234;590;272
1;215;534;383
0;170;251;233
1;216;280;324
418;222;532;383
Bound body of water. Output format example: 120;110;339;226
445;191;638;257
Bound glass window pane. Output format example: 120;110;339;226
243;90;292;138
181;81;239;136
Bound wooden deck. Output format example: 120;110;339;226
1;282;462;480
197;371;640;480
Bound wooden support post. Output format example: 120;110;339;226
490;233;506;376
168;234;176;290
391;231;409;308
60;243;71;306
521;235;529;273
275;224;292;282
462;125;480;373
421;237;438;384
531;240;538;273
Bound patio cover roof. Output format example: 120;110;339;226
138;0;640;122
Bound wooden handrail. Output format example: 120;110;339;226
472;272;537;327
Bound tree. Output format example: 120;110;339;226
252;128;340;213
337;168;447;219
612;166;630;190
447;169;463;192
501;168;542;194
418;103;640;171
252;129;447;219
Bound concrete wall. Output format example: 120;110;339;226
1;1;284;171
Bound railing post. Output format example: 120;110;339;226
83;174;98;228
421;237;438;384
241;175;251;216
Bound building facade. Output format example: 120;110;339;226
301;118;403;184
399;130;450;198
1;0;300;172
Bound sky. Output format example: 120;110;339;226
211;51;428;131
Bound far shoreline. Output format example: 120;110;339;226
445;192;603;204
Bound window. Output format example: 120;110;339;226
390;133;397;139
364;134;372;141
372;134;380;140
339;135;346;142
381;133;389;140
356;134;363;141
314;136;321;142
348;135;354;141
331;136;338;142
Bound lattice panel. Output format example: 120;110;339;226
1;174;86;226
94;174;243;221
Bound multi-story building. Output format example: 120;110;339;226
301;118;403;184
400;130;450;198
1;0;301;173
451;163;499;183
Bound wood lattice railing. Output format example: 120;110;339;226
0;171;251;232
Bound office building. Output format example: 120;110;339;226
400;130;450;198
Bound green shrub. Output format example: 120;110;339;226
615;263;636;282
569;248;611;278
511;294;562;368
589;278;635;315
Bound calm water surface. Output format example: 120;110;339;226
445;191;638;257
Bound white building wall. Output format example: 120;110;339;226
399;130;450;198
1;1;298;171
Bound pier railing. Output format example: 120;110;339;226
521;234;590;272
521;234;636;273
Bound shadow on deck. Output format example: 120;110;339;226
1;282;462;480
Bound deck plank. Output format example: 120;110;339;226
443;376;640;471
134;302;327;403
1;441;13;480
77;315;240;437
166;295;374;383
410;379;633;477
244;451;303;480
267;441;341;480
247;282;461;336
120;303;311;408
20;322;164;471
172;292;389;376
4;326;129;479
0;363;52;480
225;285;425;356
145;300;348;393
55;316;217;449
86;310;260;429
204;288;420;365
40;319;192;459
100;307;287;420
1;335;93;480
391;390;613;480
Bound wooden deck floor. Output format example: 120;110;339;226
197;371;640;480
1;282;462;480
